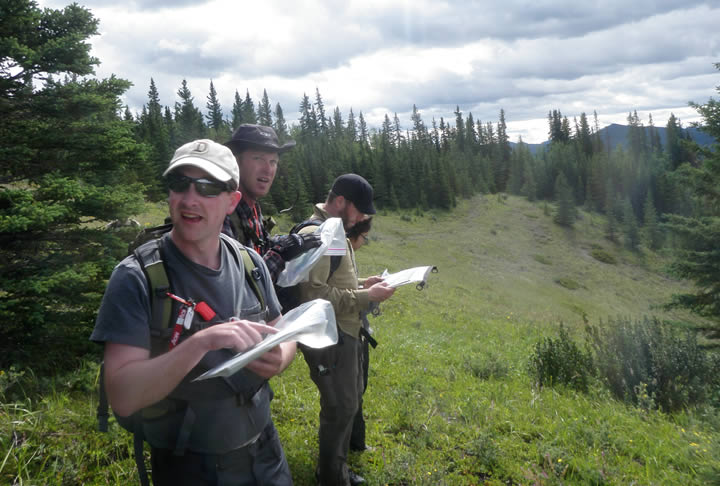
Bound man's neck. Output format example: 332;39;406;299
320;202;337;218
240;189;257;207
170;231;222;269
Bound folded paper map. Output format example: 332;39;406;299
381;266;438;290
194;299;338;381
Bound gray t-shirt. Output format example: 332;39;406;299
92;233;280;350
91;234;283;453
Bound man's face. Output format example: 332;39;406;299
236;149;279;201
339;199;367;230
168;166;240;247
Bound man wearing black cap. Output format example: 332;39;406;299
223;124;320;282
297;174;396;486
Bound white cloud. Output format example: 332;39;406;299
37;0;720;143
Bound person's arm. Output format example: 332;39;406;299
104;319;277;417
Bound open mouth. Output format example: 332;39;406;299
181;212;202;222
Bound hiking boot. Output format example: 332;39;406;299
350;444;374;453
315;469;366;486
349;470;366;485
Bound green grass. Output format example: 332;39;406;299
2;194;719;485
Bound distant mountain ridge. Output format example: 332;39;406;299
512;123;716;154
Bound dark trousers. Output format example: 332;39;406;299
150;420;292;486
350;335;370;450
301;331;363;486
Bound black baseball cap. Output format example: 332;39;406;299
331;174;376;215
224;124;296;155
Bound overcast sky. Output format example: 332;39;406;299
39;0;720;143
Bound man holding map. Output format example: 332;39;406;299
296;174;396;486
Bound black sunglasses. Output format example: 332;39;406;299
166;173;231;198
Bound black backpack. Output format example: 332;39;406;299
275;218;342;313
97;224;265;486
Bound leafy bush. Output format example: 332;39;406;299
533;254;552;265
587;317;720;412
527;325;594;392
590;248;617;264
464;353;509;380
554;277;581;290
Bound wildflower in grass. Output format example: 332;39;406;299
690;442;699;447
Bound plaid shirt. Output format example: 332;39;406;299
222;199;285;283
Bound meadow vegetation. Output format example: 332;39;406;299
2;194;719;485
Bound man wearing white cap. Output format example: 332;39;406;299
92;139;295;485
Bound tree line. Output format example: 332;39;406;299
1;1;718;370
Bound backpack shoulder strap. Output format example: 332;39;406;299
220;233;266;310
133;238;173;334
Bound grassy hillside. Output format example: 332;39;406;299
2;194;719;485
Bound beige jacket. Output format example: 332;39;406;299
297;204;370;337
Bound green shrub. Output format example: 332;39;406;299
464;353;509;380
587;317;720;412
554;277;581;290
533;254;552;265
527;325;594;392
590;248;617;264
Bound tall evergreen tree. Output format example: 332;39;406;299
577;112;593;158
454;105;465;151
257;89;273;126
314;88;328;134
648;113;662;153
495;108;511;191
174;79;206;144
205;80;224;131
273;103;288;140
346;108;358;142
0;0;147;368
139;78;171;195
242;89;257;124
622;197;640;250
553;172;576;227
664;66;720;325
642;190;662;249
358;111;369;146
299;93;315;136
231;89;243;129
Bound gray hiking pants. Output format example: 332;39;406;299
150;420;292;485
301;330;363;486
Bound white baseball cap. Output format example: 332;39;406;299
163;139;240;186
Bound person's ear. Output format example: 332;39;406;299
227;190;242;214
335;195;347;210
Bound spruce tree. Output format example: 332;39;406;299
242;89;257;124
346;108;358;142
553;172;576;227
521;162;537;201
642;190;662;249
622;198;640;250
274;103;288;140
314;88;328;134
0;0;147;369
231;89;243;128
205;80;224;132
174;79;206;144
664;66;720;324
257;89;273;126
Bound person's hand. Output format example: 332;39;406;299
368;281;395;302
245;344;286;379
196;319;277;353
363;275;384;288
272;233;322;261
